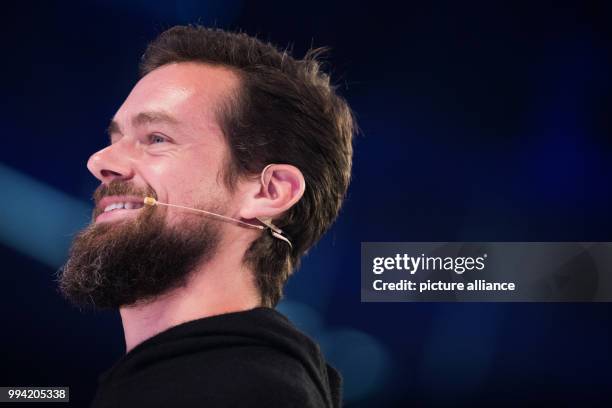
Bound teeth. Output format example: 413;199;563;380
103;202;142;212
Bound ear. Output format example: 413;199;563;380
239;164;306;221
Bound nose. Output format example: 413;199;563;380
87;141;136;183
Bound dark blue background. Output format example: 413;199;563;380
1;1;611;406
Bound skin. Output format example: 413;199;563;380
87;62;305;352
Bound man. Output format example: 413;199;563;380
58;25;354;408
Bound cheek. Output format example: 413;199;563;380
136;160;190;203
140;144;227;204
179;149;226;198
149;163;215;204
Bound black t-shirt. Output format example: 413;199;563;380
90;307;342;407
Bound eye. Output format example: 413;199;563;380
149;134;167;144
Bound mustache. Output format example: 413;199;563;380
93;180;157;204
92;180;157;217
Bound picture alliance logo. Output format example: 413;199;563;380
372;253;488;275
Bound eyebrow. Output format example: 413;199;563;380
106;111;180;139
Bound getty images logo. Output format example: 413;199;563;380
372;253;488;275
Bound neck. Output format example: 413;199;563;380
118;235;261;353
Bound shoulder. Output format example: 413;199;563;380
200;345;327;407
114;345;328;408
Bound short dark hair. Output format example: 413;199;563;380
140;25;355;307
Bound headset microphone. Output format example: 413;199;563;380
142;196;293;249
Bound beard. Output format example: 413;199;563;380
57;181;222;310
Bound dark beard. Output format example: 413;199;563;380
57;182;221;310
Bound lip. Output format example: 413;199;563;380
95;207;144;223
95;195;148;223
98;195;146;210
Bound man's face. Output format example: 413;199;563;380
92;62;239;227
58;62;242;309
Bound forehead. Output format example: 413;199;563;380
115;62;239;134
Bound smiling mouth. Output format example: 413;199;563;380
102;201;146;212
95;199;148;223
